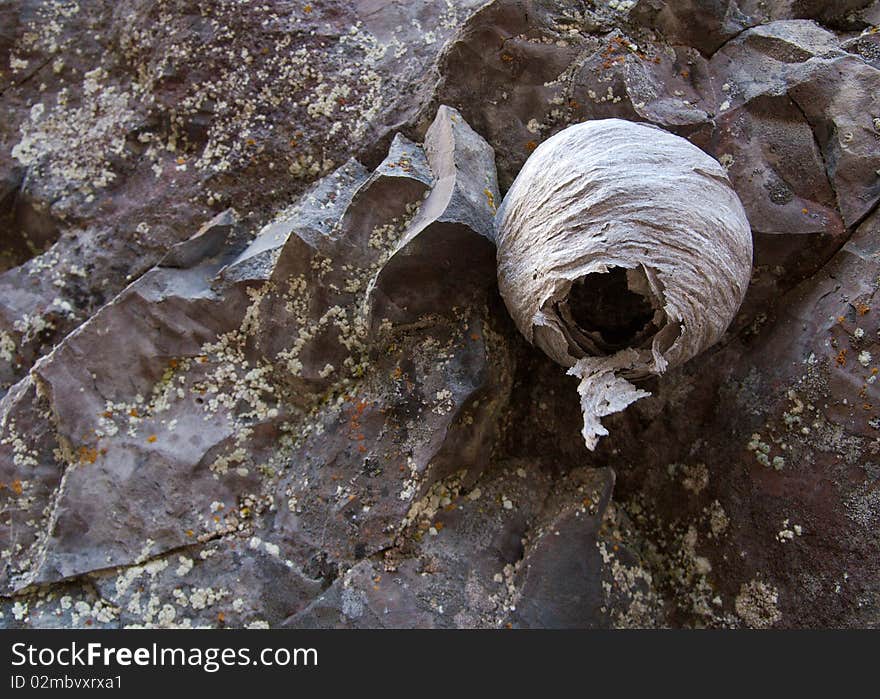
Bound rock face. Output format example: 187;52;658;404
1;0;879;628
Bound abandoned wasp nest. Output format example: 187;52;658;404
495;119;753;449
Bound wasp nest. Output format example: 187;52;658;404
495;119;753;449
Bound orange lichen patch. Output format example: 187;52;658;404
857;303;871;315
245;138;256;146
357;444;367;453
303;4;312;13
217;612;225;623
872;368;879;376
348;494;357;502
525;140;537;152
198;355;209;363
801;208;809;215
681;70;689;78
168;358;179;369
471;333;480;341
347;398;370;438
582;497;592;507
176;156;186;165
147;434;157;443
864;403;873;411
129;408;139;418
569;99;580;109
77;446;99;464
186;529;194;537
837;349;848;366
500;52;514;63
433;521;444;531
11;480;23;495
391;366;403;380
612;544;619;552
102;411;113;418
837;316;846;324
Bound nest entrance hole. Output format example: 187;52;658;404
568;267;658;351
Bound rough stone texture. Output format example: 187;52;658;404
2;0;880;628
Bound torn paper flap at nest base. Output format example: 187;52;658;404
567;351;652;451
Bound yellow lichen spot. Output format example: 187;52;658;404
484;188;496;213
303;3;312;12
186;529;194;537
836;349;847;367
147;434;157;443
857;303;870;316
176;156;186;165
11;480;23;495
525;140;537;152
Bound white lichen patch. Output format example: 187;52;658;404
12;71;137;197
0;330;16;363
734;579;781;628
